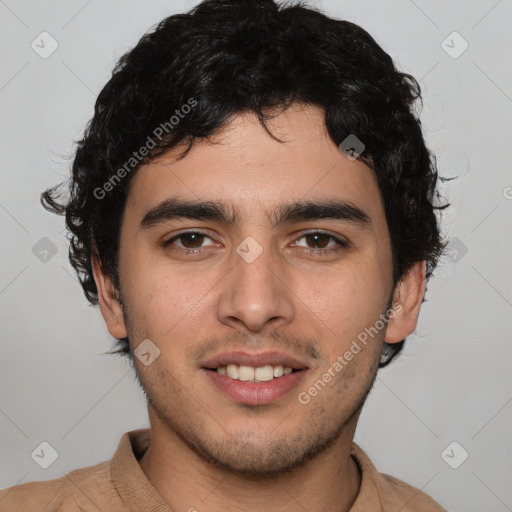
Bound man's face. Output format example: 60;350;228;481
109;104;397;477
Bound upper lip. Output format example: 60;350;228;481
201;351;309;370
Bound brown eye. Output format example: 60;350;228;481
163;231;214;251
303;233;331;249
294;231;348;252
175;232;206;248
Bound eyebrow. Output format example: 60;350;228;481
138;196;372;232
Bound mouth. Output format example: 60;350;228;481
203;364;304;383
200;350;309;380
199;351;310;404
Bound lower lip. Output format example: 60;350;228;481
201;368;309;405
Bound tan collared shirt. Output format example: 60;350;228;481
0;428;446;511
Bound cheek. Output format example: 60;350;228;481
297;259;388;331
122;256;217;338
292;261;389;378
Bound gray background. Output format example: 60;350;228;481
1;0;511;510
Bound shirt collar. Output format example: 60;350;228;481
111;428;173;511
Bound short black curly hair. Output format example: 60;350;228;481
42;0;447;367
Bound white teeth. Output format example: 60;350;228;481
254;366;274;381
216;364;296;381
226;364;239;379
273;365;284;377
238;365;255;381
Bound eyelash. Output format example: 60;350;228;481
162;230;348;255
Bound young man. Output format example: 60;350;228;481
0;0;448;510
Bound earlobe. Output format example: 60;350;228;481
91;256;128;339
384;260;426;344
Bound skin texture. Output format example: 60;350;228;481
92;103;426;512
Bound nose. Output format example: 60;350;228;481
216;241;296;333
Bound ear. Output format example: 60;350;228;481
384;260;426;344
91;255;128;339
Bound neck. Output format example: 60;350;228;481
139;410;362;512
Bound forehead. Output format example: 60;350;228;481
124;104;385;230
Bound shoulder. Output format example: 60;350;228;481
379;473;447;511
0;460;117;512
350;442;447;511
